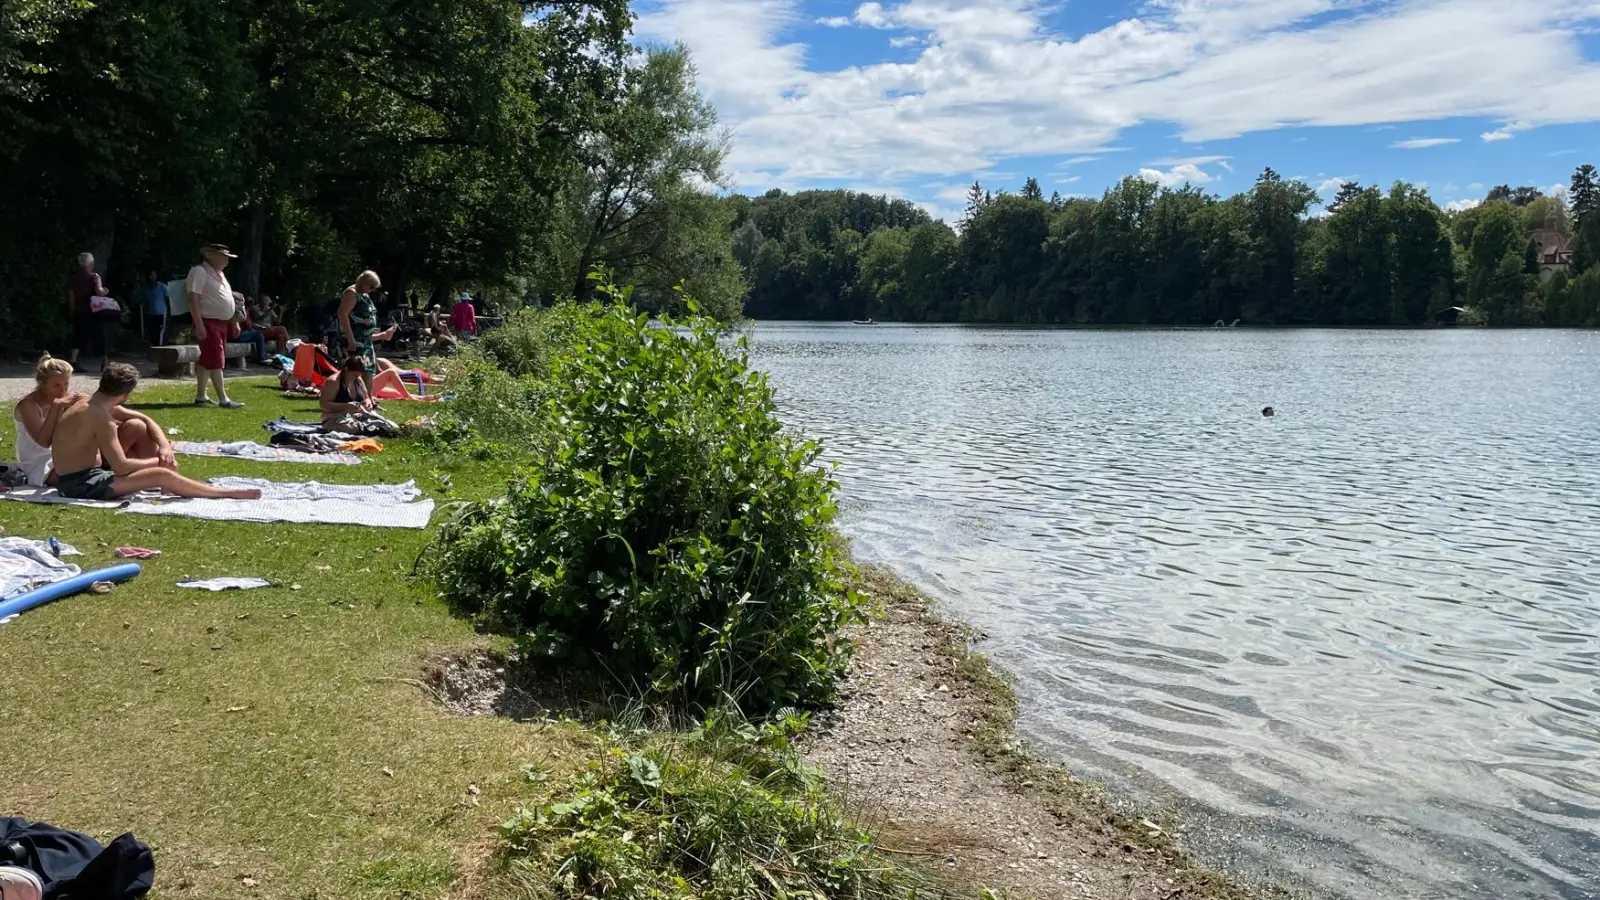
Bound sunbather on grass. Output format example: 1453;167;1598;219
12;354;85;486
321;354;379;431
50;363;263;501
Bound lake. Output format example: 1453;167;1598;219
746;323;1600;900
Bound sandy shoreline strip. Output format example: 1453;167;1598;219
807;566;1280;900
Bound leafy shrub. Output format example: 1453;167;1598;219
429;287;863;714
475;302;589;378
428;304;590;458
496;718;935;900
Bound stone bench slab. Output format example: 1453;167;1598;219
149;343;254;376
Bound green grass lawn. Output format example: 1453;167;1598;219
0;377;591;899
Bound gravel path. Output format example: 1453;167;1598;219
805;571;1264;900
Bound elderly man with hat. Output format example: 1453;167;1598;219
185;244;245;408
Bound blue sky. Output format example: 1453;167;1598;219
632;0;1600;220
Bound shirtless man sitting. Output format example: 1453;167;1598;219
51;363;263;501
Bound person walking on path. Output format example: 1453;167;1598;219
67;252;110;373
185;244;245;408
140;270;169;346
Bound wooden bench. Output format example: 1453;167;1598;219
148;343;254;377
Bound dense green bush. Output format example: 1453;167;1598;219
429;288;864;713
474;302;590;378
428;304;591;458
496;715;935;900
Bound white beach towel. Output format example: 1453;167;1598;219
0;537;83;601
174;441;363;466
122;477;433;528
178;577;272;591
0;486;131;509
1;479;434;529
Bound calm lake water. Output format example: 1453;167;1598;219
746;324;1600;900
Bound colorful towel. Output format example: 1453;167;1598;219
174;440;362;466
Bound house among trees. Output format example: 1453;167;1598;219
1532;227;1577;280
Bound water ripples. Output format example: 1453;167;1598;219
748;324;1600;900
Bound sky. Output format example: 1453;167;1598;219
630;0;1600;221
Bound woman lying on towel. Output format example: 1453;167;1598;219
321;355;401;435
371;357;446;401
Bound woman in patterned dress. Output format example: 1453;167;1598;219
336;270;384;395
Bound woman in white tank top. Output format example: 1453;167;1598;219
12;355;82;486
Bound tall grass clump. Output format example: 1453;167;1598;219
429;282;865;714
430;304;590;457
495;712;942;900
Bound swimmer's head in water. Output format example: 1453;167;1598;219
1262;407;1275;417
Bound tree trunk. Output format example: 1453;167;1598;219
378;252;413;317
87;216;115;280
235;205;267;298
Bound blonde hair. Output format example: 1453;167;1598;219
357;270;381;291
35;353;73;386
77;252;94;267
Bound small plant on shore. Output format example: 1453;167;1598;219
429;281;865;714
495;719;938;900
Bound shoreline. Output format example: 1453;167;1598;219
808;565;1285;900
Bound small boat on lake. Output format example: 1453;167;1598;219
853;318;878;325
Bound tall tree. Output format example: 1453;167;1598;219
1466;201;1534;323
0;0;85;100
1486;184;1546;207
962;181;986;225
540;44;744;317
1020;177;1044;202
1243;168;1319;322
1570;164;1599;274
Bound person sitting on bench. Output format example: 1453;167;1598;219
50;363;263;501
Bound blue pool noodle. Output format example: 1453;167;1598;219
0;563;143;621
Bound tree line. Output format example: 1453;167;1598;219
0;0;746;349
729;166;1600;327
6;2;1596;341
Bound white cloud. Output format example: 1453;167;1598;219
1317;176;1355;194
635;0;1600;192
1145;154;1232;167
1391;137;1460;149
1138;163;1215;187
817;15;852;27
889;35;920;47
1058;175;1082;183
1480;119;1530;141
1444;198;1482;212
1550;149;1579;156
1061;156;1101;165
854;2;893;28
